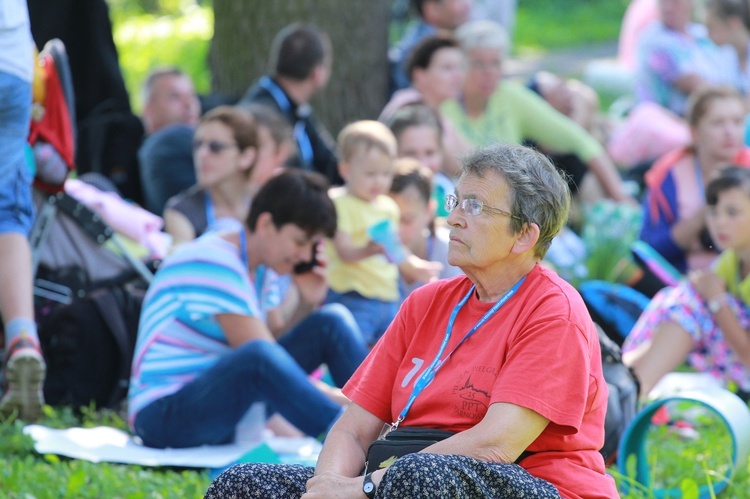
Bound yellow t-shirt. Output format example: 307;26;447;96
714;249;750;306
326;192;400;301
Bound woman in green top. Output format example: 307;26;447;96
441;20;636;205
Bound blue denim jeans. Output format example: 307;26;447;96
133;303;368;448
326;290;399;346
0;71;33;235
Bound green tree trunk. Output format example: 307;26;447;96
210;0;391;136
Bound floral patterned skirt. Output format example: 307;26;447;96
204;453;561;498
623;282;750;390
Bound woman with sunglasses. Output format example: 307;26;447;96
207;144;617;499
163;105;290;247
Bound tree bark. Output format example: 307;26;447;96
211;0;391;136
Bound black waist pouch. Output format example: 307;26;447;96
365;427;455;474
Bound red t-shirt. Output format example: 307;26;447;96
344;265;619;499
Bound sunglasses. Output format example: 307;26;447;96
192;139;239;154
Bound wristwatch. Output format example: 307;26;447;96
708;293;731;314
363;472;377;499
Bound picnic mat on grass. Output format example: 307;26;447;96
24;425;321;469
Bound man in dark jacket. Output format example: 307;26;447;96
240;23;341;185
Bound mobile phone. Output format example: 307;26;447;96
293;242;320;274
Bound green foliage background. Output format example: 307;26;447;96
107;0;628;112
108;0;213;113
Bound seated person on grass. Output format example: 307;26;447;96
324;120;441;346
386;103;456;217
163;105;292;247
388;158;463;301
625;166;750;399
128;170;369;448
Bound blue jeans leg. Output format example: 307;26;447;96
278;303;369;386
133;340;342;448
325;291;399;346
0;71;33;236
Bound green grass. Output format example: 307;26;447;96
0;406;211;498
5;398;750;497
609;399;750;498
514;0;628;56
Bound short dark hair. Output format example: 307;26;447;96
269;23;330;80
412;0;441;17
707;0;750;30
404;35;460;80
706;165;750;206
386;104;443;141
390;157;433;204
242;103;294;148
247;169;337;238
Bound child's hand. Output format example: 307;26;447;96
363;239;386;258
413;259;443;283
688;269;726;302
400;254;443;284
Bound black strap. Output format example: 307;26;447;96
89;287;133;407
52;191;113;243
515;450;536;464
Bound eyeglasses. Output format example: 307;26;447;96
445;194;520;220
192;139;239;154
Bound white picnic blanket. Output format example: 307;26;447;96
24;425;321;468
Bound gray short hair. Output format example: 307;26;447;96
460;144;570;259
454;20;509;54
141;66;187;106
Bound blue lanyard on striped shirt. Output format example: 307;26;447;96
392;276;526;429
239;227;265;297
204;191;215;229
259;76;314;166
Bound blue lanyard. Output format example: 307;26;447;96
259;76;314;166
239;227;265;297
694;158;706;203
393;276;526;428
204;191;215;229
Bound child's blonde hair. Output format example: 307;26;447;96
337;120;397;163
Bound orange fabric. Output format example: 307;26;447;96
645;147;750;224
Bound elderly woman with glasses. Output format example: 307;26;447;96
441;20;635;206
206;143;618;499
163;105;291;247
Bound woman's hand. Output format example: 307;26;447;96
302;472;367;499
688;268;726;302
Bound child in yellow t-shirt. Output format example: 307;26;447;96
325;120;441;345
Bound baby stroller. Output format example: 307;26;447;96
27;39;156;412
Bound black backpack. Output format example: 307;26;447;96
597;323;640;464
38;281;145;410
